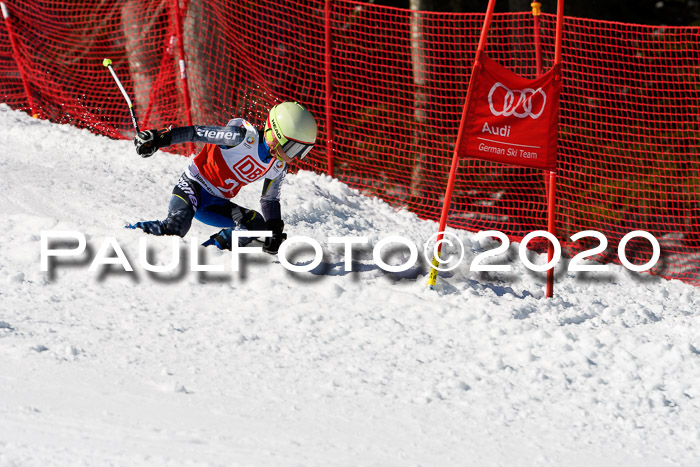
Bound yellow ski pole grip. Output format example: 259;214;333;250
427;254;440;289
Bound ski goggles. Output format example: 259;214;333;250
265;128;314;160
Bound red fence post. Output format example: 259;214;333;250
171;0;194;155
324;0;334;177
1;1;37;118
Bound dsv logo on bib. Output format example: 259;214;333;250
488;82;547;119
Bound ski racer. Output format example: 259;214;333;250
127;101;317;254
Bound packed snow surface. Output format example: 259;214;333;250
1;105;699;466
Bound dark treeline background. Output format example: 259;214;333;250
382;0;700;26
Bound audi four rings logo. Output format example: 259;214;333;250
488;82;547;119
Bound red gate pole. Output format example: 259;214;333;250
532;1;555;296
324;0;334;177
546;170;557;297
1;2;38;118
532;2;543;77
533;2;549;219
427;0;497;289
546;0;564;298
171;0;194;155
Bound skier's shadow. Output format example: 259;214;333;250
282;244;427;284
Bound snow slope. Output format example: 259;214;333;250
1;104;699;466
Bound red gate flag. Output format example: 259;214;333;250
458;53;561;171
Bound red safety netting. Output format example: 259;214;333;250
1;0;699;285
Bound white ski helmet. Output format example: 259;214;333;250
265;101;317;160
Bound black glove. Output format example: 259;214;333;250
238;207;265;230
126;220;164;235
263;219;286;255
202;228;233;250
134;127;172;158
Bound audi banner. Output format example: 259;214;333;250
458;53;561;171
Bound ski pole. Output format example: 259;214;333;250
102;58;140;133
